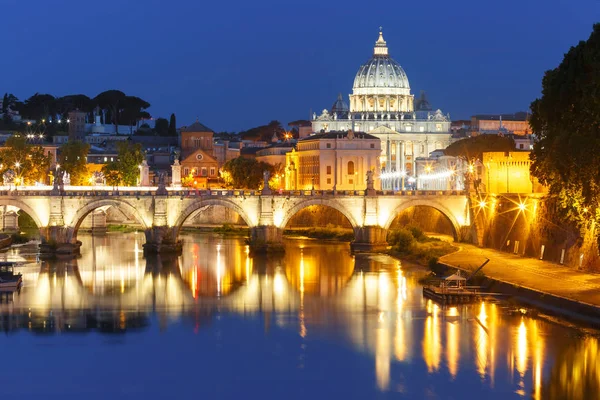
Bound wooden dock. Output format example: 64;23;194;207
423;285;480;304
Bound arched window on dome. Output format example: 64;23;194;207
347;161;355;176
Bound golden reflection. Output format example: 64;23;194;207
516;319;528;376
541;337;599;399
446;307;459;378
393;269;407;361
375;324;391;391
475;302;488;379
423;301;441;372
284;242;354;296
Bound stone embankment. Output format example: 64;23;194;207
440;244;600;327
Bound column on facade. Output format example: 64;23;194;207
386;138;391;172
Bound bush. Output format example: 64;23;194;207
408;226;426;242
388;228;415;253
428;257;439;269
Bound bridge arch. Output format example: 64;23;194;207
68;199;151;241
174;198;254;237
383;199;462;241
0;198;46;228
278;198;359;229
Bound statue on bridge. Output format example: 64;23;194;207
156;172;168;195
366;169;376;195
62;172;71;186
262;170;272;195
2;169;15;187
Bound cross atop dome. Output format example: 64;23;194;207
374;28;388;56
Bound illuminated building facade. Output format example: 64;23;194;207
179;120;220;184
480;151;546;194
310;30;453;189
285;130;381;191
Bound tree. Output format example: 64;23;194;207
529;24;600;258
444;135;516;162
168;113;177;136
221;157;274;189
18;93;56;122
0;134;52;185
120;96;151;133
93;90;127;134
154;117;169;136
239;120;284;142
58;141;91;185
101;141;145;186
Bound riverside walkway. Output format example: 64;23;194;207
440;244;600;308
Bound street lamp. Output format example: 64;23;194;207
354;171;357;191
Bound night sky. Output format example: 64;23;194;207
3;0;598;132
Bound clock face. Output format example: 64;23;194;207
196;154;203;161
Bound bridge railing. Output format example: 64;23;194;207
0;186;467;197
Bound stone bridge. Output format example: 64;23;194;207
0;186;473;256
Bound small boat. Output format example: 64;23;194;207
0;262;22;291
0;274;22;290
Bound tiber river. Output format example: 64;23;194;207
0;232;597;399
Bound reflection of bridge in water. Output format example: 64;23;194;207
0;237;588;397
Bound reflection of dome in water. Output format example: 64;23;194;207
284;245;355;296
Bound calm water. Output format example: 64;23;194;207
0;232;597;399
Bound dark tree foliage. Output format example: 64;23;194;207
154;117;169;136
239;120;284;142
168;113;177;136
17;93;56;121
222;157;274;189
530;24;600;235
444;135;516;162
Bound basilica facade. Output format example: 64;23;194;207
311;30;453;190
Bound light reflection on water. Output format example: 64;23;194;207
0;232;598;399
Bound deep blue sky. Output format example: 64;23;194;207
3;0;598;132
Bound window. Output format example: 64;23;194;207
370;143;375;148
326;166;332;175
347;161;355;175
349;179;354;184
184;168;189;175
420;126;425;132
436;124;442;132
201;167;208;176
327;178;331;184
210;167;216;176
326;143;331;148
519;144;524;149
405;124;412;132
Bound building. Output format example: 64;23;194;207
68;110;86;141
213;140;241;166
285;130;381;191
310;30;452;189
256;142;295;168
479;151;546;194
471;112;531;136
179;120;219;184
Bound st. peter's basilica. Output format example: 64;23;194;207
311;30;454;190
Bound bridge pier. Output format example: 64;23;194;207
351;226;389;252
249;226;284;253
39;226;82;258
143;226;183;255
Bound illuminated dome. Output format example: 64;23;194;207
349;30;414;113
352;31;410;95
